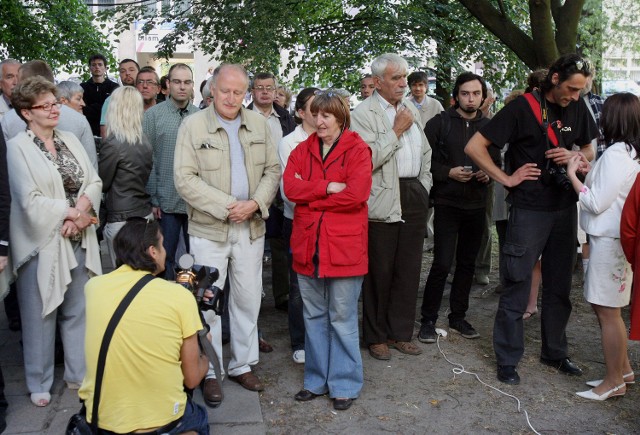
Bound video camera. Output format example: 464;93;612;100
175;254;224;315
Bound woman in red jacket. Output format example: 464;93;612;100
621;172;640;341
284;90;372;411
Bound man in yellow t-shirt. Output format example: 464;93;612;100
79;219;210;434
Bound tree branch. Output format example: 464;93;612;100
554;0;586;54
529;0;559;66
457;0;537;69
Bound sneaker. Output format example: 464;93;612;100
449;319;480;339
292;349;305;364
418;321;437;343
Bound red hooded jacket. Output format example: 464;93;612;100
283;129;372;278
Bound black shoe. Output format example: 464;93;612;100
333;398;353;410
540;357;583;376
497;365;520;385
294;389;319;402
449;319;480;339
418;321;437;343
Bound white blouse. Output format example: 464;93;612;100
580;142;640;237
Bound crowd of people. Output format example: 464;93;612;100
0;49;639;433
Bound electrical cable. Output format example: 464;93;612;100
432;331;541;435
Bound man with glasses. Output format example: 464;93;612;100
466;53;597;385
81;54;119;136
175;63;280;397
247;73;296;313
136;66;161;111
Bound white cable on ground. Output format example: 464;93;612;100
434;332;541;435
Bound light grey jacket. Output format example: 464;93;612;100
351;91;432;223
174;105;281;242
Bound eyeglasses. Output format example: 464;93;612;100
30;101;62;112
253;85;276;92
314;89;350;99
136;79;158;86
170;79;194;86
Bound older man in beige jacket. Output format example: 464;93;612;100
174;64;280;395
351;53;432;361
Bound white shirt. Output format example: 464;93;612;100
375;93;422;178
278;125;309;219
580;142;640;237
253;104;283;146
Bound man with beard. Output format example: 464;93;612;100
100;59;140;138
418;72;498;344
465;54;597;384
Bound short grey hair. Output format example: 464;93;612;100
57;81;84;100
211;64;250;91
251;72;278;89
0;59;20;80
371;53;408;79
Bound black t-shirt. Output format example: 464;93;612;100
481;94;597;211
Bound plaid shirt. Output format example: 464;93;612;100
587;92;606;159
144;98;199;214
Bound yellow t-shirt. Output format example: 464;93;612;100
79;265;202;433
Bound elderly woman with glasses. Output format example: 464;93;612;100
284;90;372;411
7;76;102;407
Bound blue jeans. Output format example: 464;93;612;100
299;275;363;399
283;217;304;351
158;212;188;280
168;397;209;435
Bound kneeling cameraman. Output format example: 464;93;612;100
79;219;210;434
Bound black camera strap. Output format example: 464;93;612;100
197;328;223;383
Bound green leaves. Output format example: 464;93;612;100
0;0;112;75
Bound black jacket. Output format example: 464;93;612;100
98;134;153;222
81;78;119;136
246;102;296;137
426;107;499;209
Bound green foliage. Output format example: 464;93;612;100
101;0;600;97
0;0;112;75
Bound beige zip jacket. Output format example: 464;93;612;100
351;92;432;223
174;105;281;242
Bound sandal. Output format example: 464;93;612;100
30;392;51;407
387;340;422;355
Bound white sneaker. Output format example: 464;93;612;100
292;350;305;364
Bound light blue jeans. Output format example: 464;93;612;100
299;275;363;399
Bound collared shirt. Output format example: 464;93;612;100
144;98;199;214
375;93;422;178
252;104;283;146
586;92;606;159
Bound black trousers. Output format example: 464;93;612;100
493;206;577;366
420;205;485;324
362;178;429;345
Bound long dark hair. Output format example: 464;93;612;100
113;218;162;272
293;87;320;124
601;93;640;157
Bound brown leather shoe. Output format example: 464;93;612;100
229;371;264;391
368;343;391;360
387;340;422;355
202;378;223;407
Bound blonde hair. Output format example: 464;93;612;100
106;86;144;145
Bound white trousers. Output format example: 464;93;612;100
190;222;264;377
